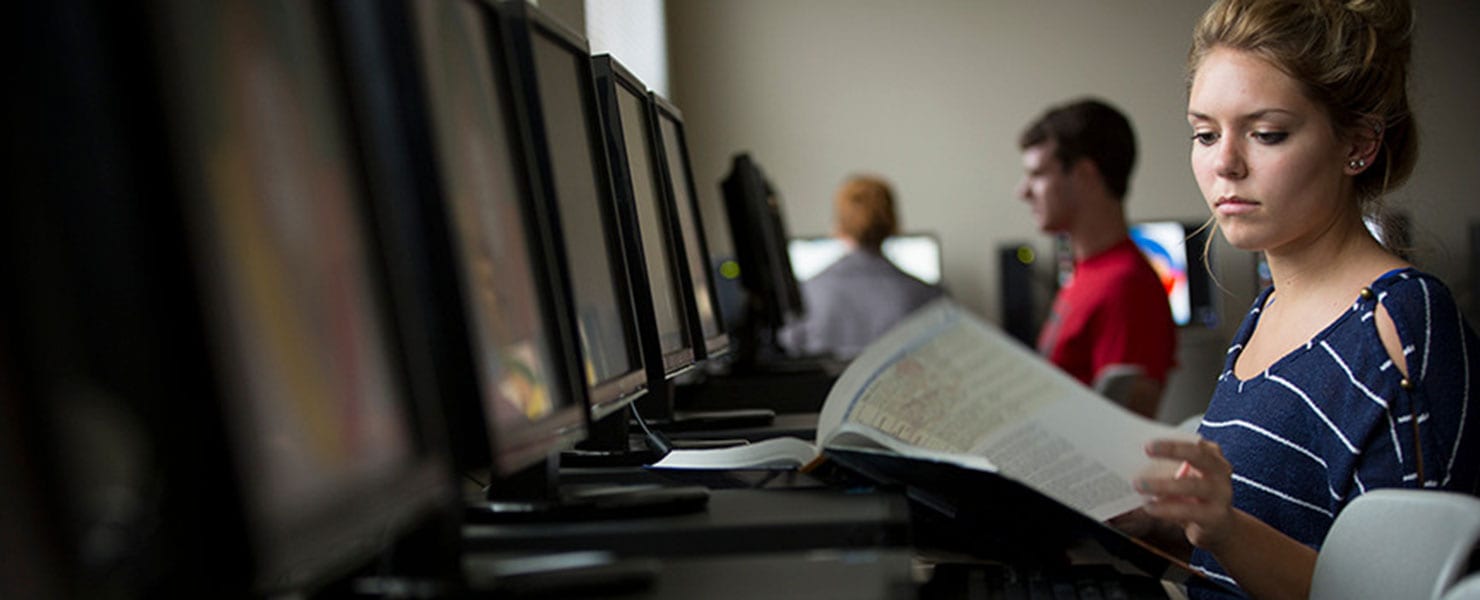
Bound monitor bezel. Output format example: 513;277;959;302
500;6;651;423
649;93;732;361
592;53;699;383
152;0;457;591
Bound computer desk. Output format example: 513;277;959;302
463;547;918;599
634;548;917;600
462;485;911;558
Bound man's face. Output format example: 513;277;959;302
1012;140;1083;234
1016;141;1078;234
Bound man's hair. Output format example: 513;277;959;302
834;175;898;251
1017;98;1137;200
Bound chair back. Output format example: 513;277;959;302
1311;489;1480;600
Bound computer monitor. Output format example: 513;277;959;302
516;11;647;423
405;0;588;482
593;56;700;387
721;153;806;353
788;233;944;285
339;0;701;523
651;94;731;360
3;1;457;594
165;1;461;591
691;161;749;342
1126;221;1218;328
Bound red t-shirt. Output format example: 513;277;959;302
1036;238;1177;386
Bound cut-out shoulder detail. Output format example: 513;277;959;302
1374;303;1409;378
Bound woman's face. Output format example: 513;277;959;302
1187;48;1356;254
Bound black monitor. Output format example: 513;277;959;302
162;1;461;591
3;0;457;594
651;94;732;361
690;159;749;343
332;0;702;531
594;57;776;434
593;57;699;388
403;0;592;490
479;1;709;511
513;9;648;423
502;12;670;465
721;153;806;359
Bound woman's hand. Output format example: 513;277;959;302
1135;438;1238;554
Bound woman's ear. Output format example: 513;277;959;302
1345;116;1384;175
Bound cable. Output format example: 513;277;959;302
629;402;672;458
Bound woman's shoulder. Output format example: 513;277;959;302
1369;268;1477;364
1369;268;1462;317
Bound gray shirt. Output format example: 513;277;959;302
780;250;944;360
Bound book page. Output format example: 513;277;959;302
819;299;1191;521
648;436;819;470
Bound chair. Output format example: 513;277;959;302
1093;364;1147;407
1447;574;1480;600
1310;488;1480;600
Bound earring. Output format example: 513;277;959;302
1348;158;1367;170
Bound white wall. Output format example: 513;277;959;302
585;0;670;97
667;1;1480;423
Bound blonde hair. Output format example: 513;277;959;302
834;175;898;251
1188;0;1418;209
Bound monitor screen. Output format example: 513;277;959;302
161;0;449;589
1127;221;1217;328
652;97;728;358
695;178;747;337
788;234;943;285
527;23;647;417
613;76;695;375
411;0;584;475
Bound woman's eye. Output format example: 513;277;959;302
1191;132;1218;146
1252;131;1288;144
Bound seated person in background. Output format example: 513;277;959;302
779;175;943;361
1015;98;1177;418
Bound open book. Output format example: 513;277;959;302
653;298;1194;522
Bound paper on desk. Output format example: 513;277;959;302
648;436;819;470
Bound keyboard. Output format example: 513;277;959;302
922;562;1170;600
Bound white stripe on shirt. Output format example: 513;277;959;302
1268;374;1360;454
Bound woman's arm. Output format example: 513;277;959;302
1137;439;1317;600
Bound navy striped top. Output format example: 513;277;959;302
1188;268;1480;599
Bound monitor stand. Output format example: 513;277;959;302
559;402;670;468
464;453;709;524
637;378;776;433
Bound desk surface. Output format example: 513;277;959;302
463;486;910;558
464;548;917;600
639;549;916;600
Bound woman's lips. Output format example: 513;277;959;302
1214;196;1259;216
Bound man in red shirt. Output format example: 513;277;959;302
1015;98;1176;418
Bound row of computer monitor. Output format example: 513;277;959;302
6;0;791;595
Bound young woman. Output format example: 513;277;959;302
1132;1;1480;598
